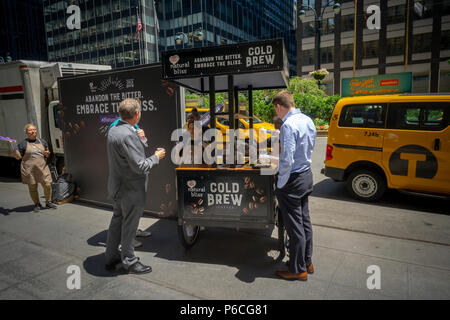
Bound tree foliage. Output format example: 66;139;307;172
184;77;341;124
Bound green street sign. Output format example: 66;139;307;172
342;72;412;97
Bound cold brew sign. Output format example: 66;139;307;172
180;174;270;218
162;39;286;79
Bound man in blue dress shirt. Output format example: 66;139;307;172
273;90;317;281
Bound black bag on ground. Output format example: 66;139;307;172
51;173;76;203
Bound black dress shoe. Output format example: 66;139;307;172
136;229;151;237
127;261;152;274
105;258;122;271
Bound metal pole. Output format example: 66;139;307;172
405;0;411;72
353;0;357;77
316;19;322;71
209;76;215;130
153;0;159;62
234;86;239;130
228;75;234;131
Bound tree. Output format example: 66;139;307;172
183;77;341;124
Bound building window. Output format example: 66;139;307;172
341;44;353;61
387;5;406;25
412;74;429;93
387;37;405;56
302;49;315;66
323;18;335;35
363;40;378;59
441;29;450;51
413;0;433;20
341;15;354;33
320;46;333;65
439;71;450;92
302;21;315;38
412;33;432;54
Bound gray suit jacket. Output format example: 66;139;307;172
106;120;159;206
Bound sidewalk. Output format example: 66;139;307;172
0;180;449;299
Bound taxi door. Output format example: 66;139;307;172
382;101;450;194
333;103;387;168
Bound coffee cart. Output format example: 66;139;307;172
162;39;290;260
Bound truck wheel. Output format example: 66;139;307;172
346;169;386;202
177;223;199;249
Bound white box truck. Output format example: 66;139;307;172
0;60;111;174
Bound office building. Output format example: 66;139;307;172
43;0;297;73
297;0;450;94
0;0;48;62
158;0;296;74
43;0;159;68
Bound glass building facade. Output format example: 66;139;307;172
158;0;296;74
298;0;450;95
0;0;48;61
43;0;159;68
43;0;296;73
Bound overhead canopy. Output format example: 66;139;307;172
162;38;289;93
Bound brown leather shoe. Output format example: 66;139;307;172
284;261;315;274
275;270;307;281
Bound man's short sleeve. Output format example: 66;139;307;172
40;139;48;149
17;140;27;157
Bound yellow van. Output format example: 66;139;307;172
185;107;275;145
322;94;450;201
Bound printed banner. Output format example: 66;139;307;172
177;172;273;220
342;72;412;97
58;64;182;218
162;39;288;79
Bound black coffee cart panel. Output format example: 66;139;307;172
177;167;275;229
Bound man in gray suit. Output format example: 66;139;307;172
104;98;166;274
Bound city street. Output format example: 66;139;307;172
0;136;449;300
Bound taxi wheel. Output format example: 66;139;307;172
347;169;386;202
178;223;199;249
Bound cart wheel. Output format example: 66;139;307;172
275;207;288;262
177;223;200;249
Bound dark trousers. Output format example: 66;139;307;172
275;169;314;274
105;198;144;269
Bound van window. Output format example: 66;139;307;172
53;105;60;129
423;107;445;128
388;103;448;131
338;104;386;128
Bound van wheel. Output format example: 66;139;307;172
346;169;386;202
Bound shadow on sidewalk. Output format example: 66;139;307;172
312;178;450;216
3;205;35;215
83;253;123;278
84;218;284;283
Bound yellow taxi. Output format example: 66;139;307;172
185;107;275;145
322;94;450;201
